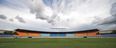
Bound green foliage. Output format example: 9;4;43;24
112;30;116;34
13;32;18;35
4;31;18;35
4;31;13;35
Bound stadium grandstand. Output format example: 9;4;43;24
0;29;116;38
14;29;100;37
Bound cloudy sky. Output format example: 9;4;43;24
0;0;116;31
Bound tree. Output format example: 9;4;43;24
4;31;13;35
13;32;18;35
112;30;116;34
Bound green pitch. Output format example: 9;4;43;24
0;38;116;48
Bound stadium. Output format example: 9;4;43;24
14;29;99;37
0;29;116;48
0;28;116;38
0;0;116;48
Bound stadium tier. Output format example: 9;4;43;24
13;29;100;37
76;32;87;36
67;33;75;37
101;34;116;36
50;33;57;37
0;34;14;37
27;32;40;36
14;31;28;36
40;33;49;37
59;33;66;37
88;31;99;36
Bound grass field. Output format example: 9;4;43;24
0;38;116;48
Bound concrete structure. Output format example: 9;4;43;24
99;30;112;34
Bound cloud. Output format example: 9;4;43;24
9;18;14;22
27;0;116;30
0;14;7;20
28;0;61;25
15;15;26;23
93;2;116;25
101;2;116;25
110;2;116;15
98;15;116;25
0;0;28;10
91;2;116;30
1;0;116;31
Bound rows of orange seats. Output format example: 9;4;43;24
75;31;99;36
14;31;99;37
27;32;40;36
75;32;87;36
88;31;99;36
14;31;28;36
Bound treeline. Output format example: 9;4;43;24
4;31;18;35
112;30;116;34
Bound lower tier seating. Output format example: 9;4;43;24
27;32;40;36
67;33;75;37
40;33;50;37
76;32;87;36
88;31;99;36
101;34;116;36
0;34;14;37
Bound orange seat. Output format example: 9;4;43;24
88;31;99;36
27;32;40;36
76;32;87;36
14;31;28;36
